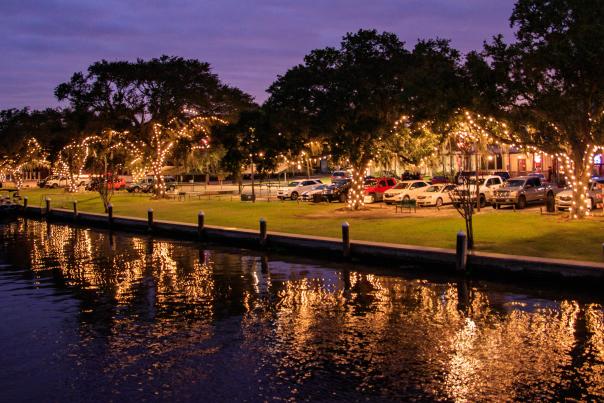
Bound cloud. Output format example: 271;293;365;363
0;0;515;109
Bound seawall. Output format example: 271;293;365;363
21;206;604;284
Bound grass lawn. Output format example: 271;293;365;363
16;187;604;262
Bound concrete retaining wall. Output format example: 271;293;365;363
21;206;604;283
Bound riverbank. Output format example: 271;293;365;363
17;188;604;262
17;204;604;285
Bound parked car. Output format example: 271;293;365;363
277;179;323;200
330;170;350;181
87;176;126;191
457;170;510;183
430;176;449;184
301;184;330;201
111;176;127;190
555;177;604;211
324;179;352;203
452;175;504;207
37;175;52;188
126;177;154;193
383;180;430;205
163;176;177;192
43;175;68;188
491;176;555;209
493;171;511;182
363;177;397;203
416;184;457;207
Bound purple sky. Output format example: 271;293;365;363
1;0;515;110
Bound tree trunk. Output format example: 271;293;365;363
152;167;165;198
13;171;23;191
347;166;366;210
568;152;591;219
475;153;481;212
236;171;243;194
251;159;255;203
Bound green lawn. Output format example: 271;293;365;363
16;188;604;262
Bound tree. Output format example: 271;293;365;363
219;109;282;198
87;130;128;212
375;116;441;173
0;108;74;159
266;30;410;209
472;0;604;218
451;176;476;248
127;117;224;197
0;138;48;190
267;32;467;209
55;55;254;197
54;140;90;192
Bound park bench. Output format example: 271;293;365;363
395;198;417;213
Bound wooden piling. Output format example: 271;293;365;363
147;208;154;232
259;218;267;246
107;203;113;227
198;211;205;239
342;222;351;258
456;231;468;273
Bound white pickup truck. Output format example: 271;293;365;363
451;175;504;207
43;175;90;189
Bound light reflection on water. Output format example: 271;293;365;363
0;219;602;402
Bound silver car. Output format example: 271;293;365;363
555;178;604;210
277;179;323;201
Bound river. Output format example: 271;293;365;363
0;219;602;401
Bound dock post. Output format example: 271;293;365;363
107;203;113;228
342;222;350;258
198;211;205;240
23;196;28;210
45;198;51;216
259;218;267;247
147;208;154;232
73;200;78;218
456;231;468;273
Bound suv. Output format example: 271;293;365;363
555;178;604;210
452;175;504;207
383;180;431;205
492;176;554;209
277;179;323;200
363;177;397;203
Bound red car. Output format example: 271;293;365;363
110;177;126;190
363;177;397;203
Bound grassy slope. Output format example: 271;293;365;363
18;188;604;262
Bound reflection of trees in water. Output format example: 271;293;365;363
2;220;603;400
240;271;603;401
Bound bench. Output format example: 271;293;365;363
395;199;416;213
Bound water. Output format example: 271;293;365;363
0;219;602;402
